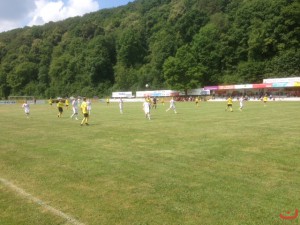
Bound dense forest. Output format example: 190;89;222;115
0;0;299;98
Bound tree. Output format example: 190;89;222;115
7;62;38;94
163;45;204;95
0;0;298;98
191;23;222;84
86;36;115;84
117;28;147;67
113;63;138;91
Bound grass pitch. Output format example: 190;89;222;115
0;100;299;225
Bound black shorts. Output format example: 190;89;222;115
83;113;89;118
58;107;63;113
227;104;232;107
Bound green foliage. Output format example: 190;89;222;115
7;62;38;94
163;45;203;94
113;63;138;91
117;28;147;67
0;0;299;98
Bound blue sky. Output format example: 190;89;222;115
0;0;134;33
100;0;134;9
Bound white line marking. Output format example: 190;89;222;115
0;178;85;225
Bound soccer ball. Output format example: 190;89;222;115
145;84;149;88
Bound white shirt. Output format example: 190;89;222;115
87;100;91;110
169;99;176;108
143;101;150;113
22;103;30;113
119;99;123;108
239;98;244;106
72;99;79;113
72;99;78;108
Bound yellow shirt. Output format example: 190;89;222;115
263;96;268;102
65;99;69;106
81;101;88;114
57;102;64;108
227;98;233;104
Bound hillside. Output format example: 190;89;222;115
0;0;299;98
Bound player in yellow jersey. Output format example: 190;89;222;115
263;94;268;106
195;97;200;107
65;98;69;110
48;98;53;106
106;97;110;106
80;97;89;126
226;96;233;112
146;96;152;108
57;100;64;117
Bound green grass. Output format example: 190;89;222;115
0;100;299;225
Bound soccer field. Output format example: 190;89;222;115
0;101;299;225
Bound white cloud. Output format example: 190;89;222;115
0;20;22;33
28;0;100;26
0;0;35;32
0;0;100;32
0;0;35;20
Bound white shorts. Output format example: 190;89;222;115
73;107;78;114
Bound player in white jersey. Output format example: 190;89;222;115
166;97;177;113
119;98;124;114
70;98;79;120
87;99;92;115
239;96;244;111
22;101;30;118
143;99;151;120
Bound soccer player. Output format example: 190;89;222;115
119;98;124;114
263;94;268;106
57;100;64;117
146;96;152;108
239;96;244;111
195;97;200;107
65;98;69;110
152;97;157;109
48;98;53;106
87;98;92;115
225;96;233;112
106;97;110;106
22;101;30;118
80;97;89;126
70;98;79;120
143;98;151;120
166;97;177;113
161;98;165;106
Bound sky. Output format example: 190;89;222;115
0;0;134;33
